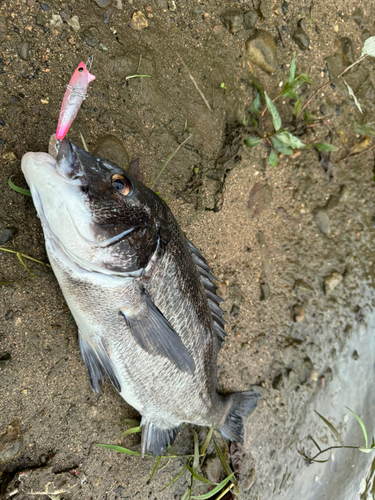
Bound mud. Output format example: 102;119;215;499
1;0;375;499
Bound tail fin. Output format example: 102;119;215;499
220;391;260;442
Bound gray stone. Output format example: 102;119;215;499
260;282;270;301
313;208;331;236
93;135;130;171
247;183;272;217
243;10;258;29
292;28;309;50
17;41;29;61
0;226;18;245
92;0;111;7
324;272;342;295
221;10;243;34
39;2;50;11
246;30;278;74
0;420;22;464
341;37;354;65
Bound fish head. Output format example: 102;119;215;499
21;137;168;274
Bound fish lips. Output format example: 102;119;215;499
49;136;88;188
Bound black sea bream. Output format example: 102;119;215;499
21;138;259;455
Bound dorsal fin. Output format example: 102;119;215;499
187;239;227;347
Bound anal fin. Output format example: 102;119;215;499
141;419;180;457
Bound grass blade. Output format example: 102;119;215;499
8;176;31;197
200;425;214;456
181;490;190;500
186;464;216;485
121;426;142;436
214;483;235;500
315;411;344;446
343;79;362;113
79;131;89;152
313;143;338;152
346;407;368;448
288;52;296;83
265;91;281;131
308;434;321;452
96;444;142;456
212;436;237;485
193;430;199;471
161;465;187;491
150;134;193;188
149;455;161;482
190;473;234;499
17;252;36;278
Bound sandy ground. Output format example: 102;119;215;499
1;0;375;498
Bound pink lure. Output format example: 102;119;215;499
55;61;95;140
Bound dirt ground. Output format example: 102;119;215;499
2;0;375;498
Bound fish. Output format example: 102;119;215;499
21;137;260;456
55;61;95;141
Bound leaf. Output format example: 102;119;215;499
293;96;303;117
271;136;293;155
8;177;31;197
313;143;339;152
276;131;306;149
361;36;375;57
282;74;313;99
186;465;216;485
354;123;375;136
343;79;362;113
346;407;368;448
0;280;13;285
242;115;247;126
269;150;278;167
312;458;330;463
96;444;142;456
265;92;281;131
304;111;316;124
200;425;214;456
190;473;235;499
149;456;161;482
349;137;371;155
244;137;261;148
120;426;142;436
288;53;297;83
250;92;261;115
314;411;344;446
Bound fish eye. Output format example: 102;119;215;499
111;174;132;196
78;67;84;72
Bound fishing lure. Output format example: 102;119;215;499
55;60;95;141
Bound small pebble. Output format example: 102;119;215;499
292;28;310;50
246;29;278;74
293;305;305;322
131;11;148;30
0;118;4;126
2;151;17;162
221;9;243;34
0;227;18;245
49;14;63;28
313;208;331;236
67;15;80;31
92;0;111;6
39;2;50;11
17;41;30;61
324;272;343;295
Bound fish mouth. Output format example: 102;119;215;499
48;134;88;187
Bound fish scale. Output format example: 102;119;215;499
21;138;260;456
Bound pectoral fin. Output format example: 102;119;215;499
120;293;195;375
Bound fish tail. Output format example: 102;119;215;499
218;390;260;442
